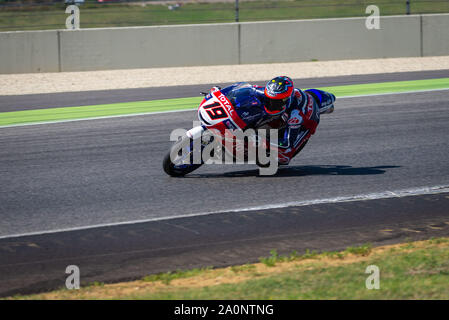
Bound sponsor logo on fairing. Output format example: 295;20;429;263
287;109;303;128
217;93;234;116
224;119;237;130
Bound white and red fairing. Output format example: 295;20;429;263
191;89;276;161
197;90;247;132
185;89;257;160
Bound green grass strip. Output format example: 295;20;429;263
319;77;449;97
1;78;448;127
8;237;449;299
0;97;203;127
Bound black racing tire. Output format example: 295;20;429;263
162;136;203;177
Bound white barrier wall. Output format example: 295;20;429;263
0;14;448;74
422;14;449;57
240;16;421;64
59;24;239;72
0;30;59;73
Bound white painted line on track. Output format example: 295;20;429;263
1;88;448;129
0;108;196;129
1;184;448;240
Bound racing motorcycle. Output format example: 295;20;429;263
163;83;275;177
163;83;331;177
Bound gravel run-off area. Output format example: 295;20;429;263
1;56;449;96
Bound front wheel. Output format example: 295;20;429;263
163;135;203;177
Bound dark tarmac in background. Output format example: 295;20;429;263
0;72;448;296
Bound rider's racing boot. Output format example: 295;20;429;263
319;92;336;114
319;104;334;114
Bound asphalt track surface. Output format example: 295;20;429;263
1;69;449;112
1;71;449;296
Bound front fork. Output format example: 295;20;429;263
186;125;206;140
184;125;218;164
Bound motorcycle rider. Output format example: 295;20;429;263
212;76;336;165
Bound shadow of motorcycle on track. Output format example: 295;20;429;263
185;165;400;178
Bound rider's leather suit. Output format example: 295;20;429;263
220;82;336;164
